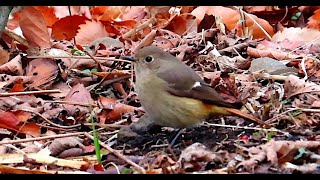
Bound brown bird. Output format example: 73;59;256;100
122;46;269;128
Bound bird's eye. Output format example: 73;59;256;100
144;56;154;63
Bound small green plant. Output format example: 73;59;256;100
288;110;302;118
71;48;86;56
121;167;135;174
291;12;302;20
89;109;101;163
81;68;98;74
294;148;307;160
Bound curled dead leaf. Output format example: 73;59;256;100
19;6;51;48
97;96;135;123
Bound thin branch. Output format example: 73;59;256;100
0;89;61;97
0;132;84;145
26;55;131;63
84;132;146;174
202;122;288;135
122;17;157;39
233;6;272;40
18;109;81;129
44;100;98;107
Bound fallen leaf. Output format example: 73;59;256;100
75;20;109;45
191;6;274;39
0;48;9;65
0;164;53;174
307;8;320;30
90;6;108;20
63;83;94;115
99;6;127;22
284;74;320;99
51;15;89;41
7;10;21;30
25;58;58;89
19;6;51;48
237;140;320;170
0;111;40;137
0;152;88;169
52;6;91;19
9;78;24;92
0;55;23;75
178;143;219;172
48;137;85;156
272;27;320;44
92;71;129;79
34;6;58;27
97;96;135;123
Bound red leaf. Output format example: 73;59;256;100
9;78;24;92
51;15;89;41
0;111;40;137
19;6;51;48
97;97;135;123
90;6;108;20
7;11;21;30
74;20;109;45
34;6;59;27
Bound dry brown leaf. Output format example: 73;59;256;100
8;78;24;92
0;48;9;65
272;27;320;44
0;152;88;169
284;75;320;99
178;143;219;172
48;137;85;157
51;15;89;41
307;8;320;30
53;6;91;19
0;164;53;174
92;71;130;80
99;6;127;22
0;55;23;75
25;58;58;89
0;111;40;137
122;6;146;20
19;6;51;48
34;6;59;27
247;47;302;61
237;140;320;170
63;83;94;115
97;96;135;123
192;6;274;39
75;20;109;45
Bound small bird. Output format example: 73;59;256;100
122;46;269;128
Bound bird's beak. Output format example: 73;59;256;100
120;56;137;62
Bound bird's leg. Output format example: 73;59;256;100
169;128;185;146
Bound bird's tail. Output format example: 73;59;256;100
224;108;271;128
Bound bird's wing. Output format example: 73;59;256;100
157;62;241;109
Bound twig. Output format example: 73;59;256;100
26;55;131;63
288;107;320;113
0;132;84;145
3;28;30;48
202;122;288;135
253;72;288;81
84;50;103;70
122;17;157;39
84;132;146;174
0;89;61;97
264;108;298;124
18;109;81;129
233;6;272;40
44;100;98;107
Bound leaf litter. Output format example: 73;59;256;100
0;6;319;174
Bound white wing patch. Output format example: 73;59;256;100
192;81;201;88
